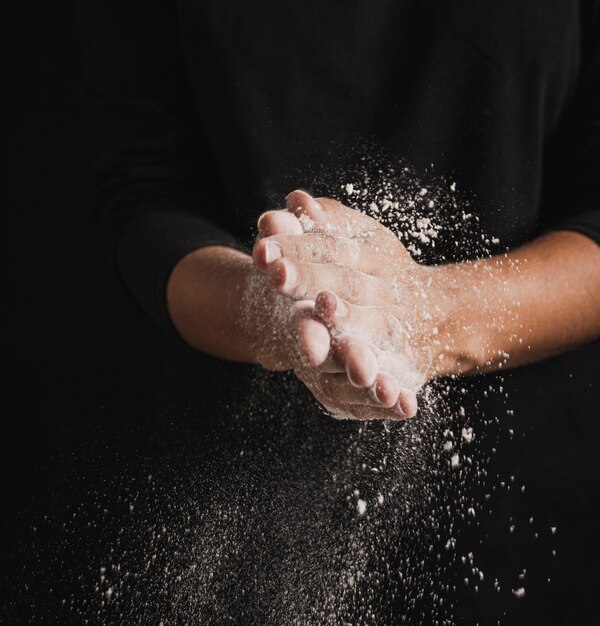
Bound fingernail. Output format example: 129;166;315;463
285;189;304;203
373;382;384;405
332;294;347;316
281;260;298;292
397;390;418;419
266;259;297;292
286;189;322;213
347;367;363;388
264;241;282;264
257;213;268;232
394;403;406;418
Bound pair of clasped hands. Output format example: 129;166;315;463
251;189;433;420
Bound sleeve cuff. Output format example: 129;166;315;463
113;209;249;341
550;210;600;247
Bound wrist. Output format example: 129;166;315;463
422;259;523;379
166;245;260;363
413;263;490;380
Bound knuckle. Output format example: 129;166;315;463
295;267;311;299
290;237;304;259
274;235;299;258
309;238;324;262
323;234;338;263
345;270;364;301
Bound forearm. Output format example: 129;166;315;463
430;231;600;378
166;245;258;363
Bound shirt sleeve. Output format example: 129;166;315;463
547;3;600;246
81;0;246;335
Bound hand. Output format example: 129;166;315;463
168;200;600;418
247;252;419;420
253;190;436;418
165;244;329;372
167;245;416;419
255;190;600;385
294;290;422;419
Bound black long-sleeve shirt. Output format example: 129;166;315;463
82;2;600;623
83;0;600;332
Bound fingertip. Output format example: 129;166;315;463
258;210;304;236
315;291;337;319
266;257;297;293
285;188;313;205
265;257;286;288
373;373;401;409
346;345;378;389
285;189;323;217
251;238;266;269
296;317;330;367
315;291;348;325
256;212;270;233
397;388;418;419
252;239;282;270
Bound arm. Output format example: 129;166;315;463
82;1;243;332
83;3;415;419
255;192;600;393
165;245;258;363
167;243;419;419
428;230;600;378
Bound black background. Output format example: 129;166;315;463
4;3;599;624
5;5;161;491
5;2;166;618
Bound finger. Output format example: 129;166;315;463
315;291;407;351
254;233;387;277
317;371;401;409
334;386;418;419
311;374;415;420
337;339;421;415
285;189;397;245
315;290;424;385
294;316;330;367
397;388;418;418
314;293;421;417
284;190;326;227
376;349;425;391
252;239;283;270
295;317;343;373
345;402;416;420
264;258;392;306
328;336;420;417
257;210;304;237
332;334;378;388
293;334;377;388
293;366;418;420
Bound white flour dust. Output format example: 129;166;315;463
19;155;561;625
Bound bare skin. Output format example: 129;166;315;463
166;242;418;419
167;190;600;419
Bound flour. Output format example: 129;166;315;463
356;499;367;517
24;153;557;626
461;427;474;444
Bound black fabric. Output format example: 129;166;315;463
83;0;600;331
80;2;600;624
